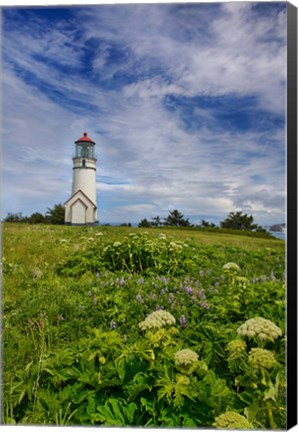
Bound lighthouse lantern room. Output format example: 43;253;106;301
64;132;98;225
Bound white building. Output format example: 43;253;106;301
64;132;98;225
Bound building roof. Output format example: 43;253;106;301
75;132;95;144
64;189;97;209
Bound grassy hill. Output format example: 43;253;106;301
2;223;286;428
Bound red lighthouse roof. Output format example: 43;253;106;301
75;132;95;144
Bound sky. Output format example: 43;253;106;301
1;1;287;226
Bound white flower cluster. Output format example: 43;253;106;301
174;349;199;366
214;411;252;429
222;262;240;272
138;310;176;330
237;317;282;342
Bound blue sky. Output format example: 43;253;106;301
1;1;287;226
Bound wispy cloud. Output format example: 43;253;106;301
2;2;286;225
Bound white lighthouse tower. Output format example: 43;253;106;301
64;132;98;225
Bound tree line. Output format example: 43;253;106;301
139;209;268;233
3;204;65;225
3;205;269;236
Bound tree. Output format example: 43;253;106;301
3;212;27;223
220;211;261;231
163;209;191;227
46;204;65;225
28;212;45;224
151;216;162;227
200;219;216;228
138;218;152;228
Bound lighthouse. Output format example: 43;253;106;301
64;132;98;225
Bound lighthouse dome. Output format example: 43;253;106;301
75;132;95;144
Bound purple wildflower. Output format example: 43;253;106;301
199;300;210;310
151;293;157;300
185;287;193;295
110;320;117;329
119;277;126;285
180;314;187;329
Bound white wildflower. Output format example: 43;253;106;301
214;412;252;429
174;349;199;366
139;310;176;330
222;262;240;272
237;317;282;342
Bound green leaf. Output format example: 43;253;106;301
244;400;260;423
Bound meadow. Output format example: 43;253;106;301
2;223;286;428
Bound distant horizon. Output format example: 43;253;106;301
2;2;286;227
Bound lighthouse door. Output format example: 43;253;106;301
71;200;86;224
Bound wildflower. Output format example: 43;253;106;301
32;267;42;279
151;293;157;301
137;278;144;284
95;232;104;236
198;289;206;299
213;412;252;429
119;277;126;286
96;272;100;278
199;300;210;310
237;317;282;342
88;237;94;242
223;262;240;272
174;349;199;366
113;242;121;247
168;293;175;303
138;310;176;330
227;339;247;354
158;233;167;239
227;339;247;362
185;287;193;295
110;320;117;329
93;297;97;305
180;314;187;329
136;294;143;303
199;270;204;277
248;348;276;370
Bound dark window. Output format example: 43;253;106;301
82;159;86;167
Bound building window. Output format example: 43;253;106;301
82;159;86;167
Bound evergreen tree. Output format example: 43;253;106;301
163;209;191;227
220;211;263;231
46;204;65;225
138;218;152;228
